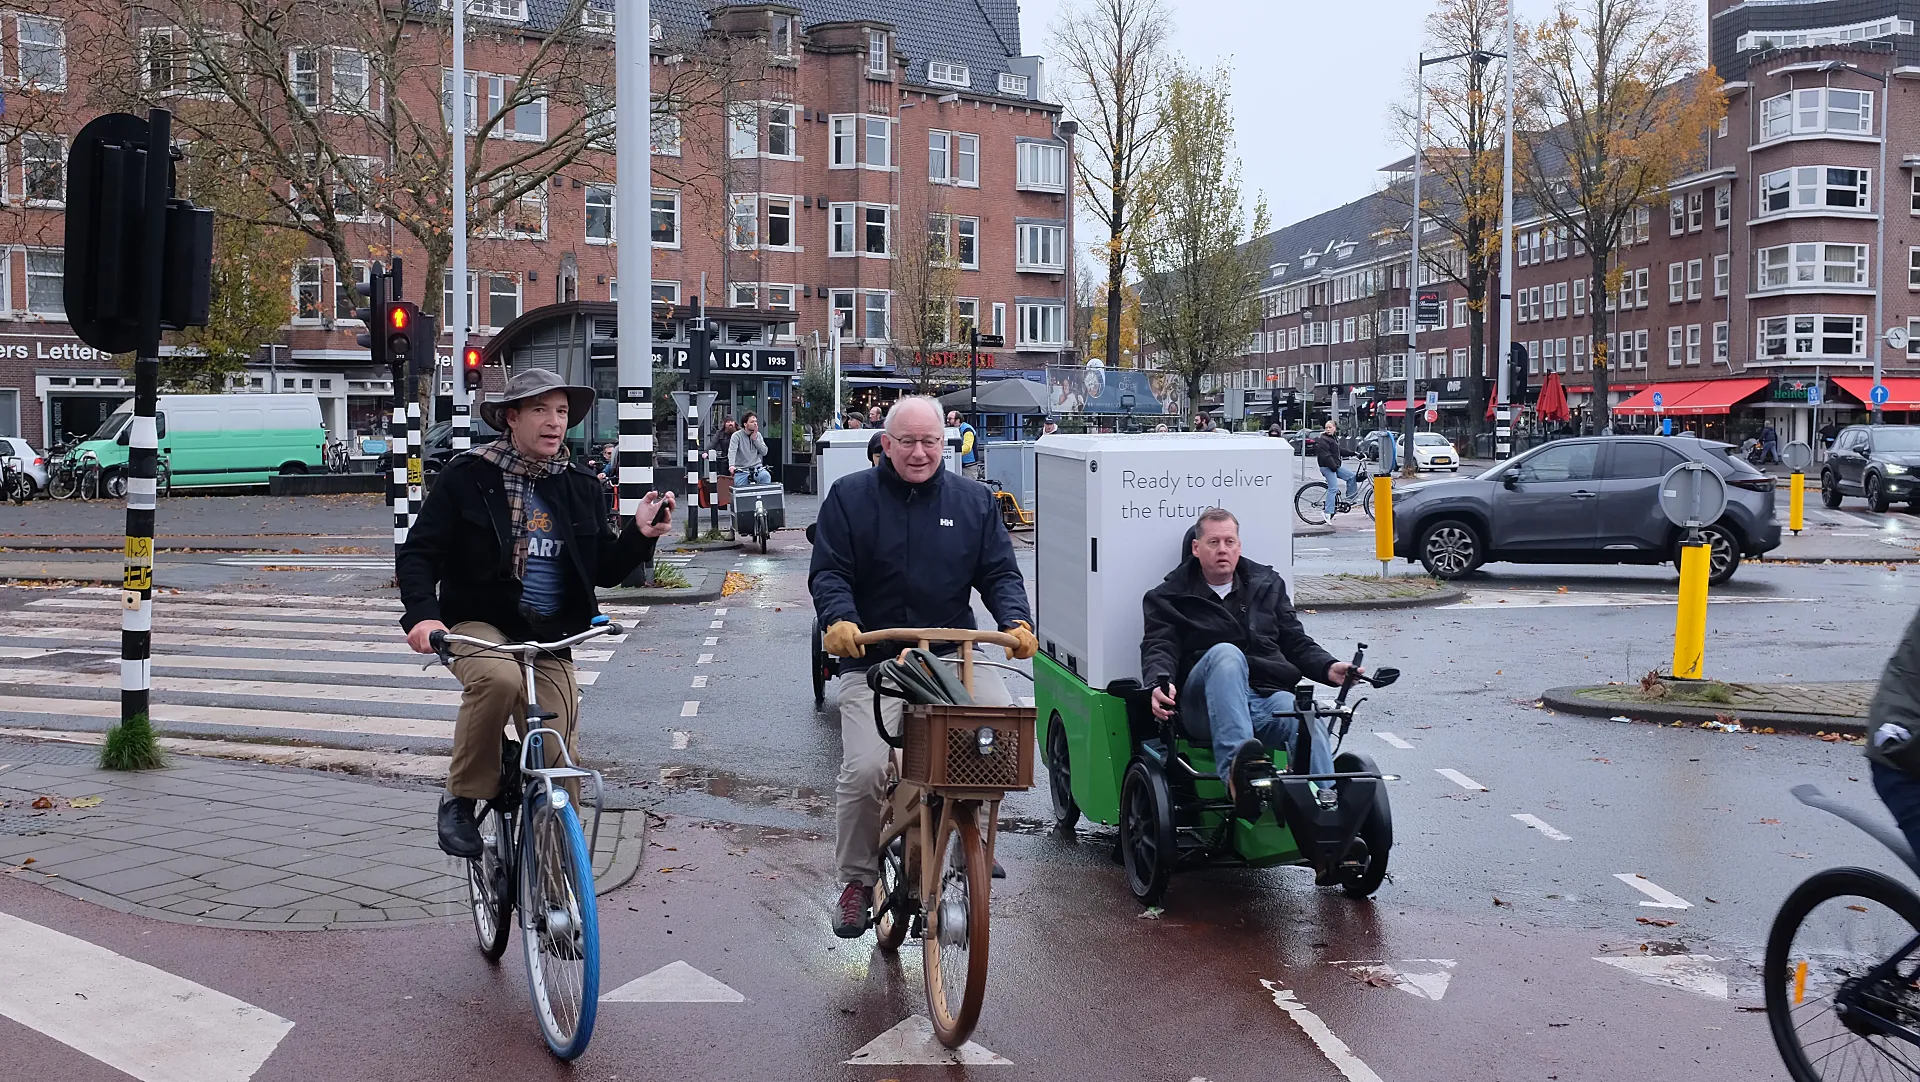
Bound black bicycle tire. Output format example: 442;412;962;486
1766;865;1920;1082
468;803;514;961
1294;482;1330;526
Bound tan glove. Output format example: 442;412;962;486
1004;621;1039;661
822;620;865;659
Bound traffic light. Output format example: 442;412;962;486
1508;342;1532;405
688;318;712;387
384;301;421;378
354;276;387;369
462;346;484;393
408;311;437;383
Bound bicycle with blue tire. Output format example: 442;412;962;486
428;617;618;1060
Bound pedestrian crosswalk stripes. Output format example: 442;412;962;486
0;591;631;747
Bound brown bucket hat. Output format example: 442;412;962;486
478;368;595;430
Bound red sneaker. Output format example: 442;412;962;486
834;881;872;939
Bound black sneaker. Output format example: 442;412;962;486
437;794;483;859
835;882;872;939
1222;738;1268;820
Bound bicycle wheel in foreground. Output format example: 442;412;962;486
1294;482;1330;525
923;803;991;1048
1766;866;1920;1082
467;803;514;962
520;792;600;1060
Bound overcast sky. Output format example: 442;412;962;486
1016;0;1576;237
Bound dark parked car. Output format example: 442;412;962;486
421;416;503;475
1391;436;1779;585
1821;425;1920;512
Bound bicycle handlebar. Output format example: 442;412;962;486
854;627;1019;650
427;620;622;665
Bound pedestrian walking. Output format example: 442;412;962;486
1761;422;1779;464
946;409;984;481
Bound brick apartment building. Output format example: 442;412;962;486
0;0;1074;469
1218;0;1920;450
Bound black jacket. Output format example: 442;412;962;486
1314;433;1344;470
397;453;656;640
1868;606;1920;772
809;457;1031;671
1141;556;1338;696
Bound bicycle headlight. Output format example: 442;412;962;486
550;789;570;809
975;726;996;756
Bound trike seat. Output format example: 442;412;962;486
1106;677;1319;775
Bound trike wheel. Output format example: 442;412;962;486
1119;759;1174;907
1766;867;1920;1082
1294;482;1330;526
924;803;991;1048
467;802;514;961
1045;712;1079;832
1334;750;1392;899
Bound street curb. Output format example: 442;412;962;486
1540;685;1866;736
1294;524;1335;537
665;539;745;552
600;579;725;605
1758;554;1920;565
595;808;649;895
1298;583;1465;612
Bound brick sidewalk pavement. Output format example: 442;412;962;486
0;739;643;930
1572;681;1873;718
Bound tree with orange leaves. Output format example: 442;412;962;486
1516;0;1724;427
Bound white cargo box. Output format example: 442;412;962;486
1034;433;1294;690
815;427;966;497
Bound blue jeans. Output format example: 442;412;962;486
1182;643;1336;779
733;466;771;486
1873;760;1920;862
1320;464;1359;515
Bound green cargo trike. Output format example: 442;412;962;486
1035;644;1399;907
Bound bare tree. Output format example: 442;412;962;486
1517;0;1723;418
1136;64;1270;409
889;195;961;394
1387;0;1507;433
1053;0;1169;371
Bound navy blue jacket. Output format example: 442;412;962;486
809;458;1031;671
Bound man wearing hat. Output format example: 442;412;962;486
399;369;676;857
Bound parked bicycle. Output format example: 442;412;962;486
2;454;30;504
426;618;621;1061
323;435;350;474
1294;456;1376;526
1765;783;1920;1081
48;449;104;501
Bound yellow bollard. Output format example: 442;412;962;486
1672;540;1710;679
1789;471;1804;534
1373;474;1394;574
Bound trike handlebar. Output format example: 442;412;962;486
854;627;1019;651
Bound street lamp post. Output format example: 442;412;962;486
1496;1;1516;459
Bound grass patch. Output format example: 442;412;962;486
700;529;729;543
1589;678;1738;705
100;714;166;771
650;563;692;589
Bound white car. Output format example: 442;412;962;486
0;436;49;496
1411;431;1460;472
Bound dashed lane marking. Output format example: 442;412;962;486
670;731;691;751
0;909;295;1082
691;676;708;688
1376;732;1414;750
696;653;713;665
1436;768;1488;791
601;960;743;1003
1512;813;1571;841
1615;873;1692;909
1260;980;1384;1082
713;607;729;615
704;637;719;646
1594;954;1727;999
845;1015;1009;1066
709;620;724;629
680;701;700;717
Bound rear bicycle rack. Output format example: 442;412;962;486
522;728;609;859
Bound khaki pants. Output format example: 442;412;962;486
835;652;1011;885
446;621;581;800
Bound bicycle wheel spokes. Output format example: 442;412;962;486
520;793;600;1060
1294;482;1329;525
922;803;991;1048
467;804;513;962
1768;868;1920;1082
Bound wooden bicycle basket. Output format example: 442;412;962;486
901;703;1036;790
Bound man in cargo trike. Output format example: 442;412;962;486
1141;507;1360;879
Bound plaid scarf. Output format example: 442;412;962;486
469;436;570;580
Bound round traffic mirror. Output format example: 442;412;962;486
1781;440;1813;472
1658;461;1729;529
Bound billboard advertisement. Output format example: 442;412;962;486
1045;364;1186;415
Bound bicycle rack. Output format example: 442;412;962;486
521;727;609;858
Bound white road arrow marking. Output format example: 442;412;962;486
845;1015;1010;1065
1513;813;1571;841
1436;768;1488;791
1615;872;1693;909
600;961;744;1003
1328;959;1457;1001
1376;732;1414;750
0;910;294;1082
1594;954;1727;999
1260;980;1384;1082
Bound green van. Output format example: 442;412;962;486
73;393;327;489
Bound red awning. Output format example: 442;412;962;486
1382;400;1413;416
1833;377;1920;410
1612;379;1769;416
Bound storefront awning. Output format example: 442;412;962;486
1833;377;1920;411
1612;378;1769;416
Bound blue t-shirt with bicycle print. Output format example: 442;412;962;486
521;490;565;615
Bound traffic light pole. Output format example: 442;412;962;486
450;0;471;452
614;0;655;523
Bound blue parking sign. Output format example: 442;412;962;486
1872;383;1891;406
1662;417;1672;435
1806;382;1822;405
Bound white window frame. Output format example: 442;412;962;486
650;188;680;248
927;61;970;88
765;196;796;250
290;47;320;109
20;132;66;207
765;103;797;158
1633;268;1650;308
14;15;67;90
329;48;372;112
1688;190;1704;232
293;258;327;324
829;203;855;255
1758;314;1867;359
1016;141;1067;193
867;30;888;77
329;155;379;223
1759;87;1874;141
1911;247;1920;290
1670;196;1686;236
829;115;855;168
650;101;682;156
863;291;890;341
830;290;856;336
1572;278;1586;316
1669;262;1685;303
1715;185;1731;227
991;302;1006;339
1714;254;1731;297
862;204;890;256
1556;281;1569;318
1757;243;1871;290
585;184;615;245
998;73;1028;97
768;13;795;59
730;283;759;309
862;115;893;170
1686;259;1703;300
1015;222;1066;272
729;194;758;249
1714;321;1729;363
729;104;758;159
1453;297;1468;326
483;273;521;332
1759;166;1871;216
1016;302;1067;350
928;129;950;183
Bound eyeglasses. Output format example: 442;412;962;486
889;437;943;450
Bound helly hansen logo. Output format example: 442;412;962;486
940;518;954;527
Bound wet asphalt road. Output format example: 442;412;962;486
7;509;1920;1079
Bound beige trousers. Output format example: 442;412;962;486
445;620;581;800
835;652;1011;885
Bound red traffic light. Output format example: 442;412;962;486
463;347;482;370
389;305;410;331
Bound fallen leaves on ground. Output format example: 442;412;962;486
1137;907;1164;920
1637;917;1678;928
1350;968;1400;989
1493;896;1511;907
69;796;102;808
1758;818;1781;825
657;864;696;873
29;796;52;809
720;571;758;596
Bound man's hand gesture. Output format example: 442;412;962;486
1150;682;1177;721
634;490;677;538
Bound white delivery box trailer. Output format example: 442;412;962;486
815;427;964;497
1034;433;1294;690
